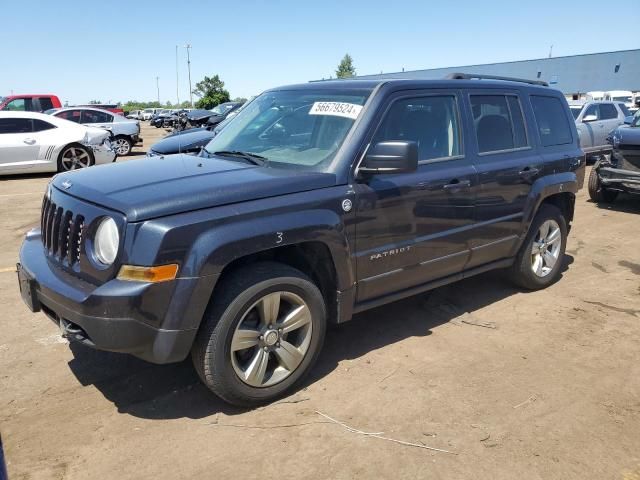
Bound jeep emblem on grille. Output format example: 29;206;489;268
61;180;73;190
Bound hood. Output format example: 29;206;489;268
150;128;214;154
186;109;216;121
615;125;640;146
51;154;337;221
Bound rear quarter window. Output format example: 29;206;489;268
530;95;573;147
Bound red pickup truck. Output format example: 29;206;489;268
0;94;62;112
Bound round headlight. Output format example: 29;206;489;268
94;217;119;265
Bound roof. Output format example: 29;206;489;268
293;77;555;93
348;49;640;93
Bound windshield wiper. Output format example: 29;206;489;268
211;150;267;166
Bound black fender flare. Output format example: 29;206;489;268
183;208;354;290
519;171;578;238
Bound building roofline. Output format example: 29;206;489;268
357;48;640;78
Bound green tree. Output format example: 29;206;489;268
233;97;248;103
336;54;356;79
192;74;230;109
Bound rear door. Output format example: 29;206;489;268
463;90;542;268
598;103;622;143
353;89;477;302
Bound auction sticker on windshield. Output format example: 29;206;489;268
309;102;363;120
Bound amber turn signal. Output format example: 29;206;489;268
117;264;179;283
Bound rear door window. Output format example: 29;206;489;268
470;94;528;153
530;95;573;147
82;110;111;123
599;103;618;120
38;97;54;111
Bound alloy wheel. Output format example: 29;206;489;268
113;138;131;155
60;147;91;170
531;219;562;277
230;291;313;388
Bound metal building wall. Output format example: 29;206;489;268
352;49;640;94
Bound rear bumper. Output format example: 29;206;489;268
598;166;640;193
17;230;212;364
91;143;117;165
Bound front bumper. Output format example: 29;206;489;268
598;166;640;194
17;230;209;364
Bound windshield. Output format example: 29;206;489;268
570;106;582;120
211;103;234;115
203;89;370;172
613;96;632;103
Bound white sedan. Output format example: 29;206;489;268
47;107;142;156
0;111;115;175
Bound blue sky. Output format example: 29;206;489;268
2;0;637;104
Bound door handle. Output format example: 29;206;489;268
442;179;471;191
23;138;36;145
518;167;540;177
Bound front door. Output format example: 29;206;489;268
463;91;542;268
353;91;477;302
0;117;40;170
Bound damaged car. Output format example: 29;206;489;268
588;112;640;203
0;111;115;175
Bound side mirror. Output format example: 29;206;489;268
624;116;633;125
582;114;597;123
359;141;418;175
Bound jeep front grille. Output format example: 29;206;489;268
41;197;85;266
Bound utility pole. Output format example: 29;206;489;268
156;76;160;104
548;44;553;58
185;44;193;107
175;45;180;106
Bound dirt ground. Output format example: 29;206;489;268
1;124;639;480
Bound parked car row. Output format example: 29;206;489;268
147;101;247;156
46;107;142;155
0;111;115;175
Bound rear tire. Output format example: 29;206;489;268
588;167;618;203
57;144;94;172
508;204;567;290
191;262;327;407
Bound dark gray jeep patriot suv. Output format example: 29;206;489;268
17;74;585;406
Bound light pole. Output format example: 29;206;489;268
175;45;180;106
156;76;160;105
184;44;193;108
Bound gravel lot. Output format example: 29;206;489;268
1;123;639;479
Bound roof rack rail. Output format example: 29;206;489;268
446;72;549;87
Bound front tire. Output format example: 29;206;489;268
588;167;618;203
509;204;567;290
112;136;133;156
191;262;327;407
